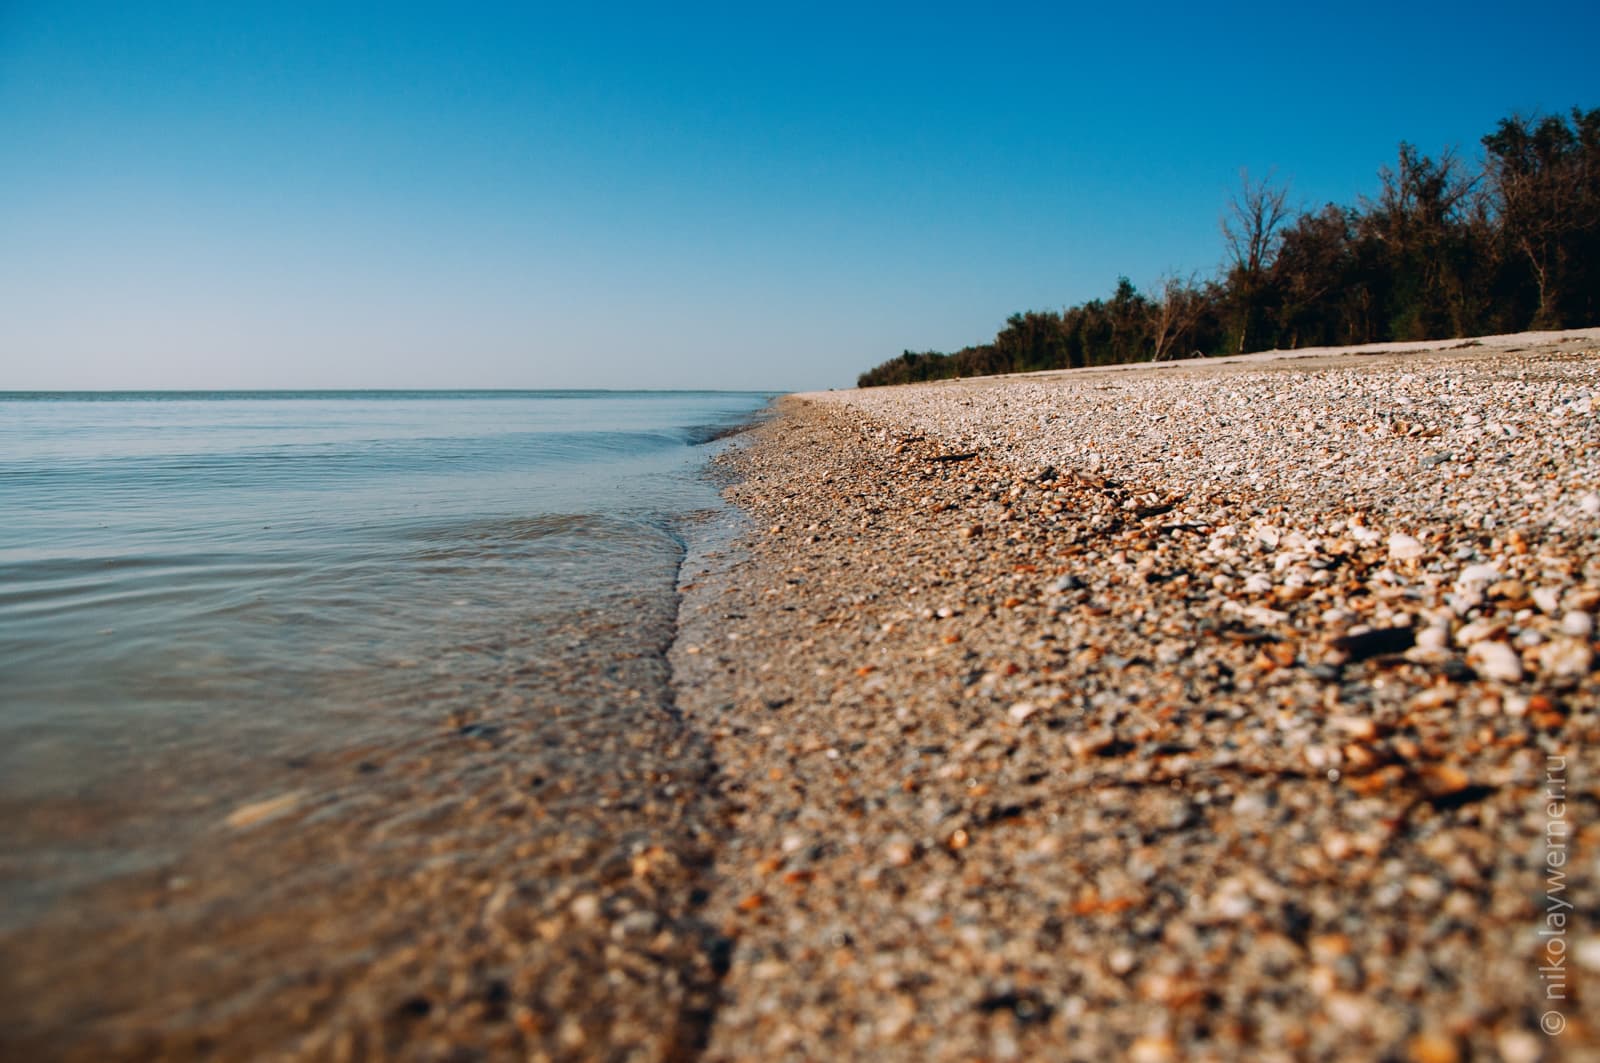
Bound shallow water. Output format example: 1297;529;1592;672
0;390;767;1056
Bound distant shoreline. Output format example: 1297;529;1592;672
851;325;1600;390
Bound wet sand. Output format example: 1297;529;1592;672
1;571;729;1061
675;330;1600;1061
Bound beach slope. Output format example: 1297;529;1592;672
675;330;1600;1061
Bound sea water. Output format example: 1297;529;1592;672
0;390;769;1053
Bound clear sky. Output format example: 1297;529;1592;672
2;2;1596;391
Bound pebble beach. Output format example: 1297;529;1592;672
673;330;1600;1062
6;334;1598;1061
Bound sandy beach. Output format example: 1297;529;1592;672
674;329;1600;1061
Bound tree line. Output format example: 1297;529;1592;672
858;106;1600;388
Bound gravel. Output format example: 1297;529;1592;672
674;331;1600;1061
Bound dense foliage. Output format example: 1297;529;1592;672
858;107;1600;388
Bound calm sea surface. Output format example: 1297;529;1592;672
0;390;769;1054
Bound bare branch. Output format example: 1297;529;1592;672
1222;169;1292;276
1148;273;1206;362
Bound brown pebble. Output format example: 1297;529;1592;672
1420;764;1472;798
1407;1032;1461;1063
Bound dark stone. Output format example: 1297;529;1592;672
1329;626;1416;662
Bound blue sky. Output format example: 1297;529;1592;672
2;2;1596;390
